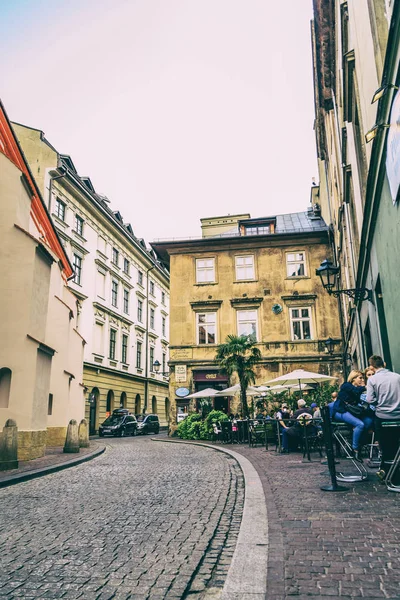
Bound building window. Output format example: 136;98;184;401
150;307;155;329
161;291;166;305
123;258;130;275
73;254;82;285
149;280;155;296
112;247;119;266
245;225;270;235
237;310;258;342
235;255;255;280
138;270;143;286
111;280;118;307
150;346;154;371
55;198;66;221
109;329;117;359
137;299;143;322
48;393;53;416
162;353;166;374
286;252;306;277
75;214;84;236
136;341;142;369
290;307;312;340
162;316;166;337
196;258;215;283
197;312;216;345
123;289;129;314
122;334;128;364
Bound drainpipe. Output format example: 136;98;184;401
144;264;156;413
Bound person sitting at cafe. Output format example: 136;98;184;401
281;399;313;453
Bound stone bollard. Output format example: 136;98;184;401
0;419;19;470
78;419;90;448
63;419;80;454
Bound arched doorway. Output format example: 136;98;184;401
0;368;12;408
89;387;99;435
135;394;141;415
106;390;114;414
165;397;170;424
120;392;127;408
152;395;157;414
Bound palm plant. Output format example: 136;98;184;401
215;334;261;418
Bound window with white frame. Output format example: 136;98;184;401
94;322;104;355
73;254;82;285
109;329;117;359
150;346;155;371
123;289;129;314
121;334;128;364
138;270;143;286
55;198;66;221
235;255;255;280
149;280;155;296
123;258;130;275
290;307;313;340
112;247;119;266
162;353;166;374
137;299;143;322
162;316;166;337
74;214;84;236
196;258;215;283
196;312;216;345
150;307;155;329
136;341;142;368
161;291;166;305
96;270;106;299
286;252;306;277
111;280;118;307
237;310;258;342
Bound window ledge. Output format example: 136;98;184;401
234;279;258;283
285;276;310;281
194;282;218;286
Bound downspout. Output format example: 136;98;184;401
144;264;156;413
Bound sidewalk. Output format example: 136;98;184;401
0;441;105;488
212;441;400;599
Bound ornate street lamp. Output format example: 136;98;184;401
324;337;335;355
316;259;372;302
153;359;171;377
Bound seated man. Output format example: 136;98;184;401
281;399;313;453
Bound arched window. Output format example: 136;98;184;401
165;397;170;423
89;387;99;435
0;368;12;408
135;394;141;415
120;392;127;408
106;390;114;413
152;395;157;414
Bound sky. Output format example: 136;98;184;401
1;0;317;244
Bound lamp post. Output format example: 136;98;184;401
153;359;171;377
316;259;372;302
324;337;335;355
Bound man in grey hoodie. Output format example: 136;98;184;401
366;355;400;479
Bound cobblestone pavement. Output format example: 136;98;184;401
223;443;400;600
0;436;244;600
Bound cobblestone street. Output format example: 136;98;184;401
0;437;244;600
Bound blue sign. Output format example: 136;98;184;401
176;387;190;398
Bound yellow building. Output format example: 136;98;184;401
0;100;85;460
13;123;170;433
152;209;342;427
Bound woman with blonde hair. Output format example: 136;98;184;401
330;370;374;461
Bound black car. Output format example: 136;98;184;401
99;409;138;437
135;414;160;435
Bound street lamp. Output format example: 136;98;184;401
153;359;171;377
316;259;372;302
324;337;335;355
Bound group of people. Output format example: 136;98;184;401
277;398;321;453
329;354;400;479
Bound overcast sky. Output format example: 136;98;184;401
1;0;316;244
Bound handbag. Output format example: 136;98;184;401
343;402;364;418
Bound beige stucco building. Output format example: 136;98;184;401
152;210;342;428
0;101;85;460
13;122;170;433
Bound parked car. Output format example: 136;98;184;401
99;409;138;437
135;414;160;435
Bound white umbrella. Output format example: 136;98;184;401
214;383;261;397
265;368;336;392
185;388;220;399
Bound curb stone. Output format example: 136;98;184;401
152;438;268;599
0;445;106;488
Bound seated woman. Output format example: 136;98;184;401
330;370;374;461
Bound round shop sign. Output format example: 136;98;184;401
175;387;190;398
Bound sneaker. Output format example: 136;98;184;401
376;469;386;483
354;450;363;463
281;448;289;454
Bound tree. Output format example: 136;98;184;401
215;335;261;418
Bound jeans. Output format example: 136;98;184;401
333;411;374;450
374;416;400;473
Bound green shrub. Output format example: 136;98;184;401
176;410;229;440
202;410;229;439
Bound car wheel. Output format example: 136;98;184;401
155;427;160;434
132;428;136;436
120;428;126;437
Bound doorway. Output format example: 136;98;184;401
89;387;99;435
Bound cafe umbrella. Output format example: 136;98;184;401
265;369;337;393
